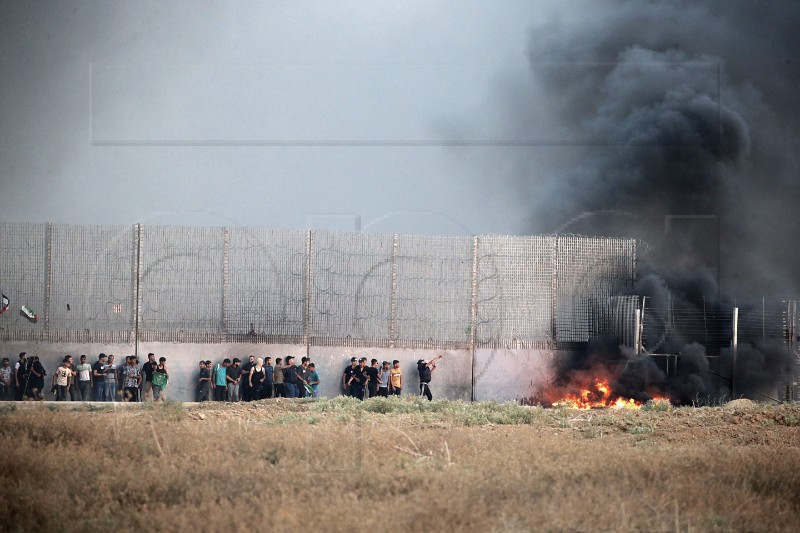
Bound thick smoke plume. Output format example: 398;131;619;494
521;0;800;298
519;1;800;403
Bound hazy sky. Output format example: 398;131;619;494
1;0;798;287
0;0;550;235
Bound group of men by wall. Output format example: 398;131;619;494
0;352;169;402
341;355;441;401
195;355;320;402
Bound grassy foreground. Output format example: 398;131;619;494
1;397;800;532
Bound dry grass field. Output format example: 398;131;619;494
1;397;799;533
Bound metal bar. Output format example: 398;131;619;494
732;306;738;398
389;234;398;347
133;224;142;359
43;222;53;342
304;229;313;355
469;235;479;402
222;227;230;338
551;236;559;342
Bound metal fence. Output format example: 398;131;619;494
0;222;638;348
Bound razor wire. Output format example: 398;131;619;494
475;235;555;347
0;222;642;347
310;230;393;343
138;225;224;340
48;224;136;343
394;234;473;346
226;227;307;339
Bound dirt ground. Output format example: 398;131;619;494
1;397;799;532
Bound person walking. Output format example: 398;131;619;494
283;356;299;398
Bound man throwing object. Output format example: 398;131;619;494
417;354;443;401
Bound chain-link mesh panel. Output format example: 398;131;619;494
226;227;307;340
310;230;392;344
555;236;637;342
139;225;224;340
475;235;556;347
394;234;473;346
0;222;47;340
48;224;136;341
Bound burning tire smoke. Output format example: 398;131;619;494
512;1;800;404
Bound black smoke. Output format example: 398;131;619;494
517;1;800;403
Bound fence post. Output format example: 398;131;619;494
43;222;53;342
551;236;560;343
133;224;142;359
731;306;739;398
389;234;399;347
304;229;313;356
222;227;230;340
470;236;479;401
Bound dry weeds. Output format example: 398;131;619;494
1;398;799;532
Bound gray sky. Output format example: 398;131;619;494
0;0;547;235
1;1;798;299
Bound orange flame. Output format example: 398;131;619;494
552;379;670;410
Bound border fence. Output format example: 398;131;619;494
0;222;638;349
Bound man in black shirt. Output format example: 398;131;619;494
240;355;255;401
366;359;379;399
296;357;311;398
341;357;357;396
417;355;442;401
283;356;299;398
348;358;369;400
142;353;156;402
92;353;107;401
226;358;242;402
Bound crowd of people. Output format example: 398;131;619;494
0;350;444;403
195;355;321;402
0;352;169;402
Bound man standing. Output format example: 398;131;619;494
52;356;74;401
240;355;255;401
197;361;211;402
283;356;298;398
272;357;285;398
14;353;27;401
377;361;391;397
213;359;230;401
342;357;357;397
75;355;92;401
262;357;274;399
0;358;13;401
308;363;320;398
389;360;402;396
104;354;118;402
226;358;242;402
297;357;311;398
122;356;142;402
92;353;107;401
348;358;369;401
141;353;157;402
366;359;380;399
417;355;442;401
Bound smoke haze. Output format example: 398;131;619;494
516;0;800;298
